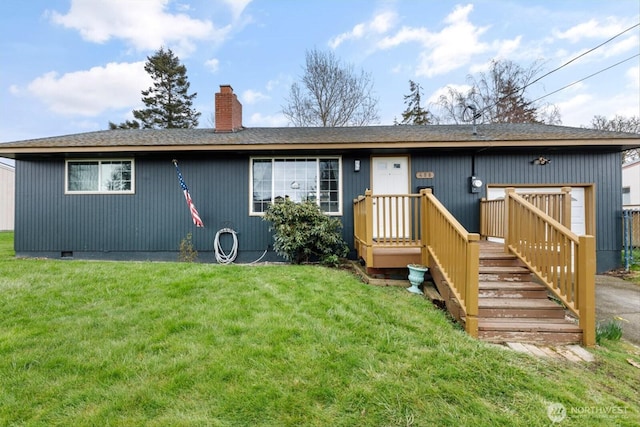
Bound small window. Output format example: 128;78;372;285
622;187;631;205
66;159;134;194
250;157;342;215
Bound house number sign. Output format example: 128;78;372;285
416;171;434;179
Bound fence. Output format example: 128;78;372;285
623;208;639;270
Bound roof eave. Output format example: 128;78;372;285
1;138;639;158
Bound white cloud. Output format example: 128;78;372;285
553;17;630;43
242;89;269;105
49;0;226;54
377;26;429;49
329;11;397;49
248;112;288;127
205;58;220;72
559;34;639;66
427;84;473;104
9;85;20;95
627;65;640;89
556;87;639;126
222;0;252;20
376;4;521;78
555;93;594;126
492;35;522;60
415;5;491;77
27;62;151;116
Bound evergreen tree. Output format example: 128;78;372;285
400;80;431;125
111;47;200;129
108;120;140;130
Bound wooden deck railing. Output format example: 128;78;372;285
504;188;595;346
480;188;572;239
353;189;479;337
421;189;480;337
353;190;422;267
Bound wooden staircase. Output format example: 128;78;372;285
475;242;583;345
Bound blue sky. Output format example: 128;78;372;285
1;0;638;149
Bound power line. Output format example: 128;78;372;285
471;21;640;120
524;22;640;91
529;53;640;105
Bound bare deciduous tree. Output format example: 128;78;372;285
590;115;640;163
433;59;561;125
283;49;379;127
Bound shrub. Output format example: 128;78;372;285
263;199;349;265
178;232;198;262
596;319;623;344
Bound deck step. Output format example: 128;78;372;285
478;318;582;345
478;298;566;319
479;266;533;282
479;281;549;299
479;318;580;332
479;252;526;267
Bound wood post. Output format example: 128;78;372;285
578;235;596;347
504;188;516;253
420;188;432;267
561;187;572;229
364;189;374;267
465;233;480;338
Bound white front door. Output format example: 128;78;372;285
371;156;410;238
372;156;409;195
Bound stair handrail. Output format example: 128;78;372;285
420;189;480;337
480;188;571;239
504;188;595;346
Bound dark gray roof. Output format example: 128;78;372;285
1;123;639;158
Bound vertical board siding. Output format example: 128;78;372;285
15;149;624;271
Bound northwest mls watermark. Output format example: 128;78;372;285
547;402;630;423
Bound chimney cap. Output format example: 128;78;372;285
220;84;233;92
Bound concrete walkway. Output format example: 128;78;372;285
595;275;640;345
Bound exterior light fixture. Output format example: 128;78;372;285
354;159;361;172
531;156;551;165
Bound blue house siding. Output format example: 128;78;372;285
409;150;622;272
14;148;624;272
15;156;272;262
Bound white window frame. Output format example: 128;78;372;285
65;159;135;194
249;156;343;216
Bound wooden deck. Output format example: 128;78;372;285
353;189;594;346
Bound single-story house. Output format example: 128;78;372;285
622;158;640;207
0;161;15;231
1;84;639;273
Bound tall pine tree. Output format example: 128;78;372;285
111;47;200;129
400;80;431;125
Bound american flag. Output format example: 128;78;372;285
173;161;204;227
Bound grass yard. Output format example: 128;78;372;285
0;232;639;426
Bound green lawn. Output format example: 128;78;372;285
0;232;638;426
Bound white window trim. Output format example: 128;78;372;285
249;156;343;216
65;159;135;195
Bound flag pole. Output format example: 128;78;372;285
173;159;204;228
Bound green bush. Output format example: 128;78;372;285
264;199;349;265
178;232;198;262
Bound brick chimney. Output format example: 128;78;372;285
215;84;243;132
